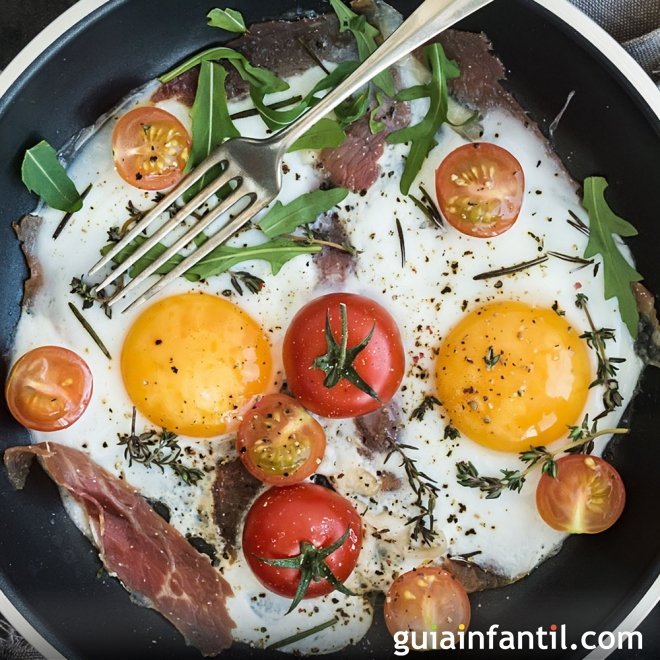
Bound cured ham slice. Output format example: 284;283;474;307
4;442;234;656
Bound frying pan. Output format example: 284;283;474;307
0;1;658;658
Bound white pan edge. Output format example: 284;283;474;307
0;0;657;658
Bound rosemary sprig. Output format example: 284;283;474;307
229;270;265;296
576;293;625;417
68;302;111;359
52;182;92;239
409;184;444;229
70;276;112;318
395;218;406;268
118;408;204;486
385;440;439;545
266;617;338;651
567;210;589;236
409;395;441;422
473;250;595;281
456;417;629;498
473;255;549;281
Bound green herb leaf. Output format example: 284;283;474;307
388;44;460;195
185;61;240;201
328;0;395;97
107;235;320;281
288;118;347;152
21;141;83;213
582;176;642;338
207;8;247;33
159;46;287;94
250;61;359;131
258;188;349;238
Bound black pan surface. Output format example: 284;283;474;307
0;1;658;659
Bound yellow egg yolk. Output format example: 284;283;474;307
121;293;272;437
435;301;591;452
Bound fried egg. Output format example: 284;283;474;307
10;51;644;654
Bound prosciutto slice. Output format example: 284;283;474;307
4;442;234;656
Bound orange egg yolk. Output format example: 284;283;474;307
435;301;591;452
121;293;272;437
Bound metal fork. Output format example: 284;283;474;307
90;0;493;312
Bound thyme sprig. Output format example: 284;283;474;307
409;395;441;422
118;408;204;486
229;270;265;296
576;293;625;418
385;440;439;545
70;276;112;318
483;346;501;370
456;417;629;499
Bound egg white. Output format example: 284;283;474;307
11;57;644;653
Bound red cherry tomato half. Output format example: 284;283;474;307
435;142;524;237
5;346;93;431
242;483;362;602
112;106;191;190
283;293;405;418
536;455;626;534
236;394;326;485
384;567;471;646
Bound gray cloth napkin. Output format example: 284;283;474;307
0;1;657;660
572;0;660;80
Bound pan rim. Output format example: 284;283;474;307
0;0;657;658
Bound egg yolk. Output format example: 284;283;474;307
435;301;591;452
121;293;272;437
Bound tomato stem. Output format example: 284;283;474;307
313;303;380;402
255;527;357;614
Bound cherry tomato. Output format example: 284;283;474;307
112;106;191;190
236;394;326;485
384;567;471;646
5;346;93;431
242;483;362;605
435;142;524;237
536;455;626;534
282;293;405;418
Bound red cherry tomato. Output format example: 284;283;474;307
242;483;362;603
236;394;326;485
435;142;524;237
112;106;191;190
282;293;405;418
536;455;626;534
384;567;471;646
5;346;93;431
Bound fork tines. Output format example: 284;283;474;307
89;150;255;312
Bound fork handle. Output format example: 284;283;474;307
273;0;492;152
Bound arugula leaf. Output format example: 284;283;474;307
159;46;287;94
328;0;395;98
288;118;346;152
335;88;371;127
258;188;349;238
21;141;83;213
388;43;460;195
250;61;359;131
582;176;642;338
108;235;320;281
185;61;240;200
369;91;387;135
207;8;247;33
